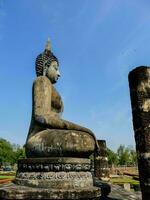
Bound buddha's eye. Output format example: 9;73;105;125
54;65;58;70
50;61;58;71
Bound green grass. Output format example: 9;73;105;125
0;175;15;180
110;176;139;185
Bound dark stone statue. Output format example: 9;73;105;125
25;39;99;158
0;40;101;199
129;66;150;200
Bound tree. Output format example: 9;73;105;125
127;146;138;166
116;145;138;166
107;148;118;166
0;138;14;164
13;146;26;164
0;138;26;165
117;145;130;165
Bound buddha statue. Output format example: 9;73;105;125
25;39;99;158
0;40;101;199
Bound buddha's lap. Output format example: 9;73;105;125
26;129;95;158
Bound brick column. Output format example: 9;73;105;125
94;140;110;181
128;66;150;200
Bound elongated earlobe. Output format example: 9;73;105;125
43;65;48;76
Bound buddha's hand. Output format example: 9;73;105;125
35;114;95;136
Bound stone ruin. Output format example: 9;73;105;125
94;140;110;181
129;66;150;200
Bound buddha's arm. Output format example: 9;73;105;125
33;77;93;135
36;114;92;132
63;119;94;134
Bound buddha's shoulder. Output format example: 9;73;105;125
33;76;52;86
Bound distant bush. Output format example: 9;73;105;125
0;138;26;166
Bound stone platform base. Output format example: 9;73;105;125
15;157;93;189
0;183;100;199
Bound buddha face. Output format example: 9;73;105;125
46;61;60;83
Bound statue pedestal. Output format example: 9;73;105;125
0;157;101;199
0;183;100;199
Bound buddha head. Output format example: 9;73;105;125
35;39;60;84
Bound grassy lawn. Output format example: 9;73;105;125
110;176;139;185
0;175;15;180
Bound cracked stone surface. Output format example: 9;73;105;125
129;66;150;200
0;183;141;200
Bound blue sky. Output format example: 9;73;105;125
0;0;150;151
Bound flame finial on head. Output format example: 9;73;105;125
45;38;51;51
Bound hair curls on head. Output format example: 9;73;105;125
35;39;59;77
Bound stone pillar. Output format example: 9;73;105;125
128;66;150;200
94;140;110;181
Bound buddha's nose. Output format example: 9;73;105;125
57;70;61;77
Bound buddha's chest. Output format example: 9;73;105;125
51;86;63;113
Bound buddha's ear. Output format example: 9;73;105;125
43;65;48;76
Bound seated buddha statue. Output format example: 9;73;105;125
25;40;99;158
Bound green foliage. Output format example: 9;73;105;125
13;146;26;164
128;147;138;166
0;138;26;165
107;148;118;166
117;145;130;165
107;145;138;166
117;145;138;166
0;138;14;164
